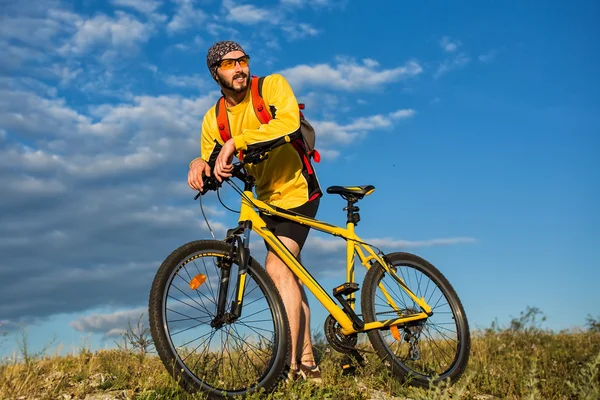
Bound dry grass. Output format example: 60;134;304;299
1;309;599;399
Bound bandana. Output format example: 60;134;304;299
206;41;246;81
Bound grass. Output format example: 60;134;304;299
1;308;598;399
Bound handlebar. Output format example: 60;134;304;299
192;132;301;200
193;149;268;200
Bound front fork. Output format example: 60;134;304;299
211;221;252;329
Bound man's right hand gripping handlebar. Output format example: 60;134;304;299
188;137;279;199
188;157;221;200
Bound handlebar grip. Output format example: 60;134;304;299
193;176;221;200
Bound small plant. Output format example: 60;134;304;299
567;351;600;400
0;322;7;350
15;325;56;364
523;354;541;400
586;314;600;333
509;306;546;333
114;313;154;360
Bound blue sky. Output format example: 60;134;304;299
0;0;598;358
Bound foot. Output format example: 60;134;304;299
297;363;323;384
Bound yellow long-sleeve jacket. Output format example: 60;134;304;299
199;73;322;209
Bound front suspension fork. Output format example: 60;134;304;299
211;221;252;328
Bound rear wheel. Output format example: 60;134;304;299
361;252;470;387
149;240;290;398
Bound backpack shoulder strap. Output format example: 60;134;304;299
251;75;272;124
215;96;231;143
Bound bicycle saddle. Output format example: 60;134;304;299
326;185;375;199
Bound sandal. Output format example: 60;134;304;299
297;363;323;384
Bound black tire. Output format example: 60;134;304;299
361;252;470;387
149;240;290;399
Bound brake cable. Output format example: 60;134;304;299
197;194;216;239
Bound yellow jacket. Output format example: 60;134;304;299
198;74;321;209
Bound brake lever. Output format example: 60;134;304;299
193;176;222;200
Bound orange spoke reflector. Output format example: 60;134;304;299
189;274;207;290
390;325;401;341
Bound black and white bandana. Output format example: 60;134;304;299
206;41;246;81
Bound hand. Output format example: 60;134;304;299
214;139;236;182
188;158;211;191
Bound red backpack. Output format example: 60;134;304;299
215;75;320;163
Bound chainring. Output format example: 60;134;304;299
324;314;358;354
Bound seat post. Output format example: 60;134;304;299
344;196;361;226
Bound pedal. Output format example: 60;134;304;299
340;351;366;376
333;282;359;297
333;283;364;330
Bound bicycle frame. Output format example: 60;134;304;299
232;189;432;336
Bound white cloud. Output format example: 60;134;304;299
224;1;275;25
478;50;497;63
0;9;79;49
5;175;67;196
70;308;147;337
363;58;380;68
434;53;471;78
0;40;48;70
440;36;461;53
295;233;477;278
0;76;58;98
0;89;92;139
280;0;334;8
167;0;208;33
389;109;416;119
311;108;415;147
173;35;204;52
305;235;477;253
345;109;415;131
60;11;155;55
86;93;218;143
164;74;207;89
111;0;163;14
206;22;240;38
366;237;478;248
0;145;66;172
278;58;423;91
282;23;319;40
299;91;340;111
49;63;84;85
316;148;340;160
0;86;219;176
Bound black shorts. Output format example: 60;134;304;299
260;198;320;251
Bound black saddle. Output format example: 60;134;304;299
326;185;375;200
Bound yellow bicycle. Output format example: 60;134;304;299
149;146;471;399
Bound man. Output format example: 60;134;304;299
187;41;323;382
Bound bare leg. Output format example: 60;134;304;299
265;236;315;370
298;285;317;367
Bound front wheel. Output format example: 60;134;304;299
148;240;290;398
361;252;470;387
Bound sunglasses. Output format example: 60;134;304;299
215;55;250;70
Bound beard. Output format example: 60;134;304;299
217;71;250;93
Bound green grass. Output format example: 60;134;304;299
1;311;599;399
